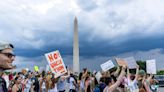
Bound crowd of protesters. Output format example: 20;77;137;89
0;42;160;92
0;65;159;92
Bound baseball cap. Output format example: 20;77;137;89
138;70;146;76
0;42;14;51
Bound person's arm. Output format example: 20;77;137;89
143;81;151;92
127;67;130;79
45;79;49;92
114;66;120;77
142;76;146;84
154;79;159;83
39;79;43;92
25;78;28;84
127;66;131;85
84;81;89;92
147;74;153;83
108;66;126;92
134;65;139;80
12;85;18;92
62;70;70;79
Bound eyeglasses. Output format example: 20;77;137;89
0;52;16;58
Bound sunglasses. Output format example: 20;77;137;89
0;52;16;58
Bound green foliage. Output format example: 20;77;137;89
136;60;146;71
123;61;146;74
157;70;164;75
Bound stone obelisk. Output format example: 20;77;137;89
73;17;80;74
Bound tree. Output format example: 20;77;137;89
136;60;146;71
157;70;164;75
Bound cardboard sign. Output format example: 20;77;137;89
146;59;156;74
34;66;39;71
116;58;128;66
95;71;102;83
100;60;115;71
124;57;137;69
45;50;67;78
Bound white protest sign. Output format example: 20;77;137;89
124;57;137;69
100;60;115;71
146;59;156;74
95;71;102;83
45;50;67;78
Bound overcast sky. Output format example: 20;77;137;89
1;0;164;71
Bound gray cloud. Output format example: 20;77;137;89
1;0;164;71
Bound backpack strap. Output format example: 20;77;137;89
0;77;7;92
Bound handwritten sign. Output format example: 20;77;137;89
100;60;115;71
45;50;67;78
146;59;156;74
124;57;137;69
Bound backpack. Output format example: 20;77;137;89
0;76;7;92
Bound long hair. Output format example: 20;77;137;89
104;77;112;85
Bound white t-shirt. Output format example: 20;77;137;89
3;75;9;88
103;86;112;92
24;79;32;92
49;84;58;92
80;79;85;90
69;77;75;90
127;79;138;92
57;77;66;91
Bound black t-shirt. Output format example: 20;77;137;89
0;76;7;92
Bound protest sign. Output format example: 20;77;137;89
100;60;115;71
34;66;39;71
95;71;102;83
124;57;137;69
45;50;67;78
116;58;127;66
146;59;156;74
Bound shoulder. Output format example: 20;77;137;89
103;86;108;92
12;84;18;90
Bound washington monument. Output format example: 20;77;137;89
73;17;80;74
